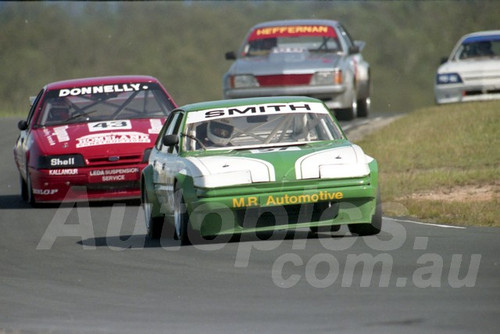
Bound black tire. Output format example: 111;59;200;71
348;189;382;236
173;184;190;245
142;186;163;240
336;93;358;121
24;170;37;207
336;106;356;121
310;225;341;234
20;174;29;202
357;96;370;118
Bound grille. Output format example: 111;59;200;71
256;74;313;87
85;154;143;167
465;88;500;96
236;202;339;228
85;181;140;192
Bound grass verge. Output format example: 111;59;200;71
356;101;499;227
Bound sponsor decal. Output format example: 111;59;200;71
50;157;75;167
249;25;336;40
58;84;147;97
76;132;150;148
89;168;139;176
43;126;69;145
88;120;132;132
33;188;58;195
148;119;163;134
45;132;56;146
187;102;328;123
102;175;125;181
90;168;139;182
232;190;344;208
53;125;69;142
49;169;78;176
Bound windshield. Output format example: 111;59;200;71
241;24;341;57
36;82;175;126
454;35;500;60
182;105;344;152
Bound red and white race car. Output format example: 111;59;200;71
13;75;176;205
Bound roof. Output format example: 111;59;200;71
462;30;500;38
250;19;340;29
178;96;323;113
45;75;161;91
462;30;500;43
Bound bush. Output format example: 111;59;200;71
1;1;499;116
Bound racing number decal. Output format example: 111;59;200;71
88;120;132;132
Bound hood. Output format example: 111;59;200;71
229;50;342;76
186;141;372;188
294;144;371;180
34;118;164;158
438;59;500;77
187;155;276;188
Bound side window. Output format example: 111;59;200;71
156;111;184;154
156;111;180;151
337;25;354;51
166;113;184;154
27;89;44;127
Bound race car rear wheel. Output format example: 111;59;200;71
173;184;190;245
142;186;163;240
357;96;370;118
336;92;358;121
348;189;382;236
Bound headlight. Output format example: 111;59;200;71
436;73;463;85
319;164;370;179
230;75;259;88
311;69;343;85
38;154;85;169
194;171;252;188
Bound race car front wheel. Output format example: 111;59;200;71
142;186;164;240
173;184;190;246
21;169;37;206
348;189;382;236
310;225;341;234
20;173;28;202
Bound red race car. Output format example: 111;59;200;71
13;75;176;205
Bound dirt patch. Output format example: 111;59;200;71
399;183;499;202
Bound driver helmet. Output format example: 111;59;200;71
47;99;71;122
477;41;493;55
207;120;234;146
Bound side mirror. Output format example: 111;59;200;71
353;40;366;52
225;51;237;60
440;57;449;65
18;120;28;131
348;45;360;55
162;134;179;147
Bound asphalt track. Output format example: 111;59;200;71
1;117;499;334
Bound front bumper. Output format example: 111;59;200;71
434;83;500;104
185;178;377;237
29;165;145;203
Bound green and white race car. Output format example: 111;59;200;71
141;96;381;244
